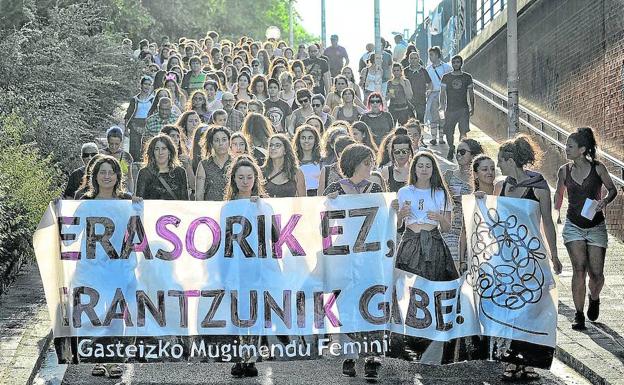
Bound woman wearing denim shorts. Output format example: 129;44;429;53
555;127;618;330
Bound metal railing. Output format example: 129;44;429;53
473;79;624;188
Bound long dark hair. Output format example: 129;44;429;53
224;155;266;200
160;124;189;157
408;151;450;209
241;113;272;148
351;121;378;152
200;126;232;158
85;156;126;199
176;110;201;138
263;134;300;181
292;124;321;163
77;154;104;192
499;134;542;168
142;134;181;172
472;154;494;191
568;127;598;162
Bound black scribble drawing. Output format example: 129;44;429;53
466;207;549;336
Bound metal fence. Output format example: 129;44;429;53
474;0;506;33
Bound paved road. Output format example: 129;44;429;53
35;346;590;385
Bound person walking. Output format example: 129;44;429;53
323;34;349;78
555;127;618;330
425;46;452;146
440;55;475;160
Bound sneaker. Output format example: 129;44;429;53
342;359;356;377
231;363;244;378
364;358;381;382
429;138;437;145
587;296;600;321
243;363;258;377
571;311;586;330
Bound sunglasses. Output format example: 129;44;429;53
298;98;309;103
370;99;382;104
393;149;410;155
252;63;259;67
312;103;322;107
456;148;471;156
82;152;97;158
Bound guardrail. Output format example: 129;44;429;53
473;79;624;188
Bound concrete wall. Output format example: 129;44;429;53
461;0;624;240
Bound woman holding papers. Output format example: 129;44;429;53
555;127;618;330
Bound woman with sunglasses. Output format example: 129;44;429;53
381;133;413;193
187;90;212;123
442;138;484;272
262;134;306;197
287;89;314;134
360;92;395;147
311;94;333;129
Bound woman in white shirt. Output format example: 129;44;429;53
396;151;459;281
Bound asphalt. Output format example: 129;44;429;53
2;123;623;385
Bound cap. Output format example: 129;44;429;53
81;142;99;155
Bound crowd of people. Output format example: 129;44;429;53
61;30;618;383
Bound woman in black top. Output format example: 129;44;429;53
135;134;189;200
359;92;395;146
195;126;232;201
493;135;562;381
555;127;617;330
83;156;132;200
322;143;383;380
323;143;383;196
380;133;413;193
262;134;306;197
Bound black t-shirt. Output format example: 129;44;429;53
64;167;85;199
441;72;473;111
264;98;292;134
303;57;330;95
135;166;189;200
404;66;432;107
359;112;395;146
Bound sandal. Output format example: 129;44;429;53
501;364;521;382
106;363;124;379
91;364;106;376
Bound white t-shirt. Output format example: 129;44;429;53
397;186;452;226
299;162;321;190
426;62;453;92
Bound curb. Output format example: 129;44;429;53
555;344;608;385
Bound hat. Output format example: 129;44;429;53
81;142;98;155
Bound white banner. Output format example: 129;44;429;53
462;195;558;348
33;194;557;363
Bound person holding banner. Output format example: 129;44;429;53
322;143;384;380
395;151;458;281
493;135;562;381
82;156;132;200
555;127;618;330
262;134;306;197
443;138;484;272
135;134;189;200
195;126;232;201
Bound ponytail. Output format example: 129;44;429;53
569;127;597;162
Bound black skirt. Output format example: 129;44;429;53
395;227;459;281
